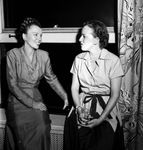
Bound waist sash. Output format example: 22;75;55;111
83;94;112;119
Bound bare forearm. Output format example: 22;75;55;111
99;94;119;122
99;77;122;122
71;88;80;107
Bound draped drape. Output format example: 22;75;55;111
118;0;143;150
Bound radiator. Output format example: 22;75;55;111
0;111;65;150
50;114;65;150
0;108;6;150
0;124;64;150
50;125;64;150
0;126;5;150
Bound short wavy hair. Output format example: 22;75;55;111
83;20;109;48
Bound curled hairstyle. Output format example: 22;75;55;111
15;17;42;44
83;20;109;48
20;17;42;34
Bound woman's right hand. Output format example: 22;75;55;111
33;101;47;111
76;106;88;125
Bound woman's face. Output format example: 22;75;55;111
23;25;42;50
79;25;96;51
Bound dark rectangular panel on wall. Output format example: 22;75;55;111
3;0;116;28
39;43;118;114
38;43;81;114
1;43;118;114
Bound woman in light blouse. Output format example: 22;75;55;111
64;20;125;150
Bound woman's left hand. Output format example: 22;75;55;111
63;99;69;109
79;118;102;128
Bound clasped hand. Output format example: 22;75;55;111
78;112;101;128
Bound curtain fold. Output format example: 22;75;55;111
118;0;143;150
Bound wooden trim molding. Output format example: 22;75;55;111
0;27;115;43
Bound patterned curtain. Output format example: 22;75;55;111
118;0;143;150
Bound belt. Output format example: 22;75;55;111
83;94;112;119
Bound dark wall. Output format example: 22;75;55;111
0;43;81;114
1;42;118;114
4;0;115;28
0;44;9;108
1;0;117;114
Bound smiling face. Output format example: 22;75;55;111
23;25;42;50
79;26;99;52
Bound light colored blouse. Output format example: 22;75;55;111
70;49;124;131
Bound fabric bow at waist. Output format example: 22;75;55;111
83;94;112;119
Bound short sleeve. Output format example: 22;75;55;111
70;57;78;75
109;57;124;79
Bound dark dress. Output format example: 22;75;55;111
5;47;67;150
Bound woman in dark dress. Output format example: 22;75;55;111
5;17;69;150
64;20;125;150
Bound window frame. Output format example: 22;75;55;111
0;0;115;43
